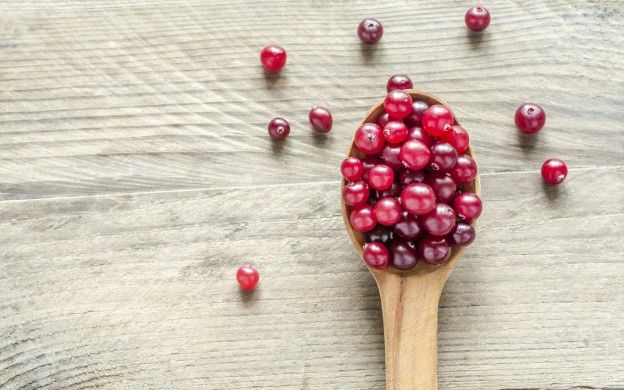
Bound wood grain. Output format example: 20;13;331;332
0;0;623;388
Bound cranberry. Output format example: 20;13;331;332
363;242;390;269
383;121;408;144
309;106;333;133
368;164;394;190
384;90;413;120
342;180;370;206
362;156;383;181
268;117;290;140
404;101;429;127
377;182;401;198
380;144;403;171
400;140;431;171
401;183;436;216
374;197;403;226
443;125;470;154
515;103;546;134
341;157;364;181
260;45;287;72
426;174;457;204
399;169;426;186
368;226;393;244
449;222;476;246
407;126;434;147
350;205;377;232
376;112;391;128
358;18;383;44
422;203;456;236
452;192;482;222
541;158;568;185
430;142;458;172
418;236;452;264
355;123;385;155
236;264;260;291
386;75;413;92
393;212;423;240
422;104;453;137
465;6;491;32
451;155;478;184
390;239;418;270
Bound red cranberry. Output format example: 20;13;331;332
342;180;370;206
368;226;393;244
384;90;413;120
401;183;436;216
341;157;364;181
393;212;423;240
541;158;567;185
465;6;491;32
376;112;391;128
390;239;418;270
350;205;377;232
443;125;470;154
515;103;546;134
374;197;403;226
404;101;429;127
407;126;434;147
380;144;403;171
430;142;458;172
418;236;452;264
451;155;478;184
362;156;383;181
355;123;385;155
400;140;431;171
449;222;476;246
368;164;394;190
260;45;287;72
386;75;413;92
309;106;333;133
268;117;290;140
399;169;426;186
427;174;457;204
363;242;390;269
383;121;408;144
358;18;383;44
377;182;401;198
422;104;453;137
236;264;260;291
452;192;482;222
422;203;456;236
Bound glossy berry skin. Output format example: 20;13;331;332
407;126;434;147
418;236;452;264
383;121;408;144
422;104;453;137
309;106;333;133
236;264;260;291
358;18;383;44
268;117;290;140
384;90;413;120
374;197;403;226
368;226;393;244
515;103;546;134
451;155;478;184
422;203;456;236
443;125;470;154
341;157;364;181
368;164;394;190
362;156;383;182
350;205;377;232
429;142;458;173
427;174;457;204
390;239;418;270
342;180;370;206
401;183;436;216
380;144;403;171
452;192;482;222
400;140;431;171
393;212;423;240
260;45;287;72
355;123;385;155
376;112;391;128
363;242;390;269
404;101;429;127
386;75;413;92
541;158;568;185
399;169;426;186
449;222;476;246
465;6;491;32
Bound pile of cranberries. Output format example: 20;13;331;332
341;89;481;270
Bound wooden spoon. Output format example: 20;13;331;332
341;90;481;389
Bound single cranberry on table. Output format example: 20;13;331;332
450;154;478;184
426;174;457;204
363;242;390;269
400;140;431;171
515;103;546;134
384;90;413;120
376;112;392;128
390;239;419;270
422;104;454;137
350;205;377;232
407;126;434;147
541;158;568;185
465;6;491;32
383;121;409;144
449;222;476;246
401;182;436;216
368;164;395;190
368;225;393;244
358;18;383;44
452;192;482;222
443;125;470;154
342;180;370;206
399;169;426;186
387;74;413;92
355;123;385;155
418;236;452;264
430;142;458;173
422;203;456;237
404;101;430;127
393;212;424;240
380;144;403;171
374;197;403;226
341;157;364;181
236;264;260;291
260;45;287;72
267;117;290;140
309;106;333;133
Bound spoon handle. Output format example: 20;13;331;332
375;271;444;390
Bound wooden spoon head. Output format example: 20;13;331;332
341;89;481;280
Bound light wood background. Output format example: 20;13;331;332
0;0;622;389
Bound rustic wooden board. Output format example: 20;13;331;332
0;0;622;388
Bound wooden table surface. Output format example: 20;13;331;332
1;1;622;389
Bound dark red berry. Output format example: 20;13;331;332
443;125;470;154
422;203;456;236
450;155;478;184
358;18;383;44
350;205;377;232
426;174;457;204
407;126;434;147
452;192;482;222
376;112;391;128
380;144;403;171
404;101;429;127
393;212;423;240
422;104;453;137
400;140;431;171
386;75;413;92
465;6;491;32
341;157;364;181
390;239;418;270
309;106;333;133
418;236;452;264
399;169;426;186
449;222;476;246
374;197;403;226
268;117;290;140
342;180;370;206
368;164;394;190
541;158;567;185
383;121;408;144
355;123;385;155
384;90;413;120
377;182;401;198
515;103;546;134
236;264;260;291
430;142;458;173
368;226;393;244
363;242;390;269
401;183;436;216
260;45;287;72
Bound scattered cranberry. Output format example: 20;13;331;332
465;6;491;32
405;101;429;127
450;155;478;184
376;112;391;128
400;140;431;171
386;75;413;92
368;226;393;244
342;181;370;207
421;203;456;237
358;18;383;44
429;142;458;173
407;126;434;147
309;106;333;133
399;169;426;186
368;164;394;190
383;121;408;144
384;90;413;120
380;144;403;171
236;264;260;291
515;103;546;134
377;182;401;198
449;222;476;246
443;125;470;154
401;183;436;216
267;117;290;140
541;158;568;185
452;192;482;222
260;45;287;72
341;157;364;181
390;239;418;270
422;104;453;137
374;197;403;226
363;242;390;269
350;205;377;232
427;174;457;204
355;123;385;155
393;212;423;240
418;236;452;264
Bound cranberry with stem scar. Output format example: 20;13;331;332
355;123;385;155
426;174;457;204
422;104;453;137
390;239;418;270
358;18;383;44
374;197;403;226
400;140;431;171
422;203;456;236
452;192;482;222
384;90;413;120
430;142;458;173
260;45;287;72
363;242;390;269
383;121;408;144
341;157;364;181
443;125;470;154
342;180;370;206
465;6;491;32
418;235;452;264
368;164;394;191
515;103;546;134
268;117;290;140
449;222;476;246
236;264;260;291
450;155;478;184
387;74;413;92
309;106;333;133
400;183;436;216
541;158;567;185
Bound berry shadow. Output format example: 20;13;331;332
467;31;485;48
516;131;538;156
312;131;331;147
263;68;283;89
359;42;380;63
542;181;564;202
238;287;259;306
271;139;287;156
